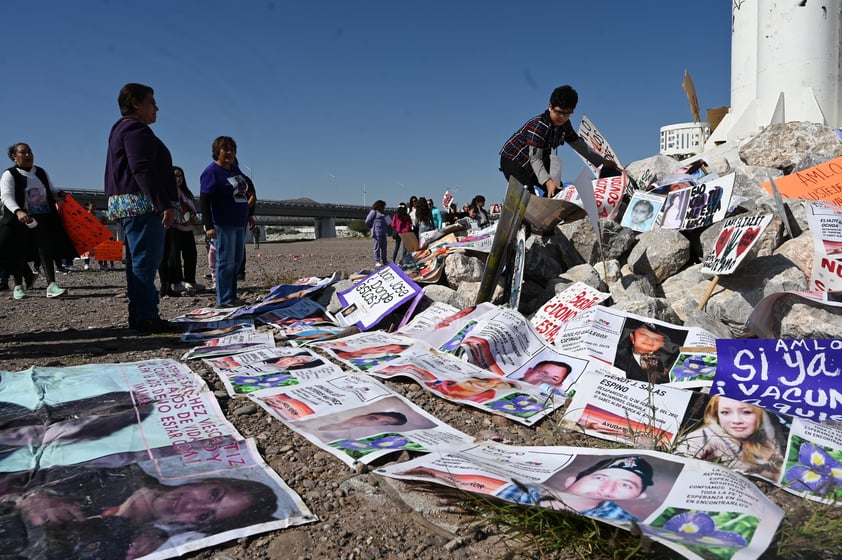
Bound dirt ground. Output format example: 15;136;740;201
0;237;571;560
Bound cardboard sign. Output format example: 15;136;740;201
701;214;773;275
57;194;114;255
761;155;842;206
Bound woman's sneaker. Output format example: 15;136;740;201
183;282;204;293
46;283;66;298
13;285;26;300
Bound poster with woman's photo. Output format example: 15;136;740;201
310;331;424;372
562;368;842;504
364;345;564;426
0;360;315;559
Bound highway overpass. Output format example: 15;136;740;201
63;189;373;237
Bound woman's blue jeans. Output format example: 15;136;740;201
214;224;245;306
121;213;165;322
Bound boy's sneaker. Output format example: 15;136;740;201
46;283;66;298
13;285;26;300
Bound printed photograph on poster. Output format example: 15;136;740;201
621;192;664;232
611;318;688;384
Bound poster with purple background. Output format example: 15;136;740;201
714;339;842;423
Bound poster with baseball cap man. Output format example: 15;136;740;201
497;455;660;523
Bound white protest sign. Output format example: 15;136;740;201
806;201;842;291
701;214;773;275
592;171;627;219
335;264;421;330
577;115;623;175
530;282;610;344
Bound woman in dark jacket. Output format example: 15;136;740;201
104;83;179;334
0;143;75;300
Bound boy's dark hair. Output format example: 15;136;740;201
550;85;578;110
633;199;655;216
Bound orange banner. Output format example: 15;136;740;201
57;194;114;255
92;239;123;261
761;155;842;206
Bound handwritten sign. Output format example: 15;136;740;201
701;214;773;275
530;282;610;344
681;173;734;230
592;172;626;219
715;339;842;422
577;115;622;175
336;264;421;330
761;155;842;206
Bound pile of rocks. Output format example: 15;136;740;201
334;121;842;340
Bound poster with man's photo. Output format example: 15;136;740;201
377;442;783;560
620;192;664;232
247;374;473;467
550;306;717;388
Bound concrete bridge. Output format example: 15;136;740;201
64;189;373;238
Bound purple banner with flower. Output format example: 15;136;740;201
714;339;842;423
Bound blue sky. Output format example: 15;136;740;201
4;1;731;207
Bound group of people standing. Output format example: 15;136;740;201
364;194;492;268
103;83;255;333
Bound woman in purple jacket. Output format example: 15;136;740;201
104;83;179;334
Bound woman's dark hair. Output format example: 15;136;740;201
0;391;154;445
180;477;278;533
212;136;237;160
173;166;195;198
118;83;154;116
372;199;386;211
378;411;408;425
415;201;433;225
7;143;28;162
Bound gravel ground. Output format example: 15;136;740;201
0;237;571;560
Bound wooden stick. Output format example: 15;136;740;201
697;275;720;310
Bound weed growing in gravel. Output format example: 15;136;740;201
773;498;842;559
462;492;670;559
